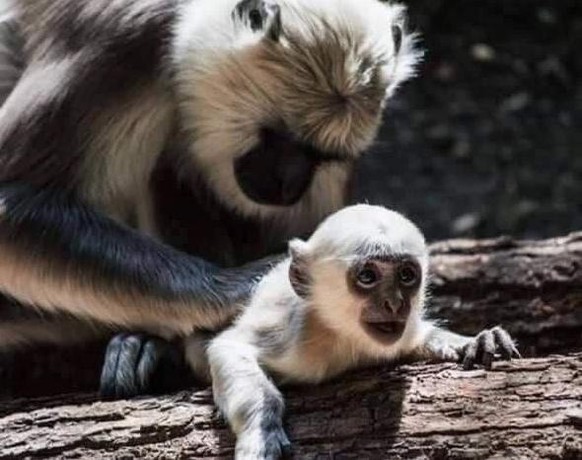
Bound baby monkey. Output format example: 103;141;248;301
186;204;520;459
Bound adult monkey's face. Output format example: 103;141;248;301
173;0;420;222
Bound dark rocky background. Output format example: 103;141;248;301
354;0;581;241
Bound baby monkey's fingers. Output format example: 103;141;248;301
462;326;520;371
492;326;522;360
236;425;292;460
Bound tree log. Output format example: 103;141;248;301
0;353;580;459
428;232;582;356
0;233;581;398
0;235;580;458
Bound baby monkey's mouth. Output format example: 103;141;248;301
363;319;407;344
361;303;408;344
368;321;406;336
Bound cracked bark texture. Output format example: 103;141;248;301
0;234;580;458
427;232;582;356
0;354;580;459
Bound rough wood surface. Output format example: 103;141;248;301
428;232;582;356
0;233;581;398
0;353;580;459
0;235;580;458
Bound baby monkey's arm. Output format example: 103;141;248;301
208;329;292;460
415;322;521;370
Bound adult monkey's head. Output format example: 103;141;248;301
173;0;420;227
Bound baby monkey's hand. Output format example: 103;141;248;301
421;325;521;370
459;326;521;370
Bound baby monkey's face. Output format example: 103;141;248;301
288;204;428;351
348;256;422;344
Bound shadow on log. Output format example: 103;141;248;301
0;354;580;459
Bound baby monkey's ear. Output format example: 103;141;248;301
288;239;311;298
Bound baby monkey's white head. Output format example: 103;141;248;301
288;204;428;356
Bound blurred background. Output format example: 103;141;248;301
354;0;581;242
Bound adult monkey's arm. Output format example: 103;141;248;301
0;0;274;339
0;184;275;335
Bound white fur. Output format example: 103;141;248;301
0;0;15;21
204;204;433;457
303;204;427;262
80;82;173;230
172;0;421;222
204;204;429;385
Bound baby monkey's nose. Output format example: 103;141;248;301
384;290;405;315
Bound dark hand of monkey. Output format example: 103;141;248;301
236;422;293;460
460;326;522;370
99;334;194;399
421;325;521;370
98;255;284;400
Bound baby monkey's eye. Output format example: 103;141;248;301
356;265;381;289
397;262;420;288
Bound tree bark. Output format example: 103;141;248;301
0;234;580;458
428;232;582;356
0;353;580;459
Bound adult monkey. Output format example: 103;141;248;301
0;0;420;396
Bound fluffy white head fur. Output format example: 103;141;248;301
290;204;428;358
172;0;421;226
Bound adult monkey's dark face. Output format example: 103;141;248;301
173;0;420;221
234;128;336;206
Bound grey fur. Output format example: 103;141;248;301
253;301;303;357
